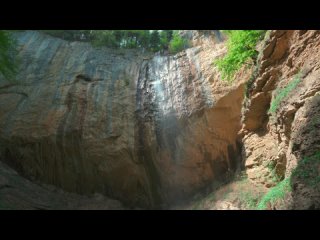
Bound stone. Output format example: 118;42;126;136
0;161;125;210
241;30;320;209
242;92;271;131
0;31;245;208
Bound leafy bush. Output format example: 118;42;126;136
0;30;17;81
169;31;189;54
269;72;301;114
160;30;173;50
257;177;291;210
214;30;266;81
91;30;118;48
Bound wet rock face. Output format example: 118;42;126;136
136;50;245;205
0;31;148;207
0;31;244;208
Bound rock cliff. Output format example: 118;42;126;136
2;30;319;210
174;30;320;210
241;30;320;209
0;31;244;208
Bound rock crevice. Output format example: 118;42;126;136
241;30;320;209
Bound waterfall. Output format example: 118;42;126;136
134;47;221;206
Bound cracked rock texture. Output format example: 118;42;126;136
241;30;320;209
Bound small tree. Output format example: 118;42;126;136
91;30;117;48
169;31;189;54
159;30;169;50
159;30;174;50
166;30;173;42
149;30;160;52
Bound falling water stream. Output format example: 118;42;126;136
135;48;219;207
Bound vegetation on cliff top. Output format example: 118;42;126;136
214;30;266;81
41;30;189;54
0;30;17;81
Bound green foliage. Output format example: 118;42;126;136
42;30;188;54
169;31;189;54
91;30;118;48
120;30;151;49
257;177;291;210
292;151;320;188
150;30;161;52
269;72;301;114
159;30;173;50
255;151;320;210
0;30;18;81
214;30;266;81
266;161;276;171
264;161;282;183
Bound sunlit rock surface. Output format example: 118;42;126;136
241;30;320;209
